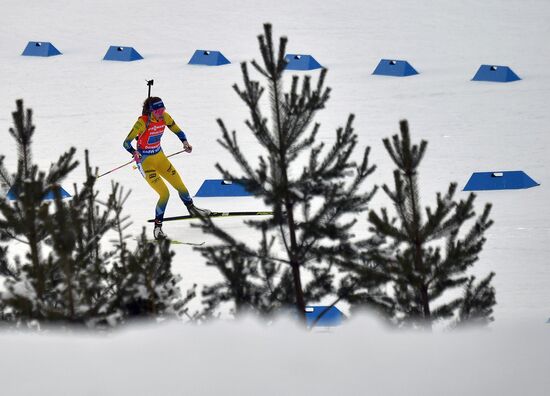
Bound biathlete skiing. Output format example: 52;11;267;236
123;96;210;240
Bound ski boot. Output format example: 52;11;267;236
153;221;166;240
185;201;212;217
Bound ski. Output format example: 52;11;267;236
167;240;205;246
147;211;273;223
139;238;205;246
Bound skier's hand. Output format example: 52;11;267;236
183;140;193;153
133;151;142;164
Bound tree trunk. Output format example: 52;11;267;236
26;210;44;301
420;284;431;329
291;261;306;320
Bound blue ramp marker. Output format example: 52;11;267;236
284;54;322;70
22;41;61;57
305;306;344;327
103;46;143;61
188;50;230;66
373;59;418;77
195;179;253;197
472;65;520;82
7;185;71;200
464;171;539;191
6;187;17;201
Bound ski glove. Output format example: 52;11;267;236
183;141;193;153
133;151;142;164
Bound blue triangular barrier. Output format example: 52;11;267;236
195;179;253;197
6;187;17;201
103;46;143;62
305;306;344;327
188;50;230;66
284;54;322;70
372;59;418;77
21;41;62;57
7;185;71;201
472;65;520;82
464;171;539;191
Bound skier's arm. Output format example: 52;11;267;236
164;112;192;153
163;112;188;142
123;118;146;155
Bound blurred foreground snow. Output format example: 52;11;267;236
0;314;548;395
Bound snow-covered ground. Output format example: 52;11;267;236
1;0;549;393
1;316;549;396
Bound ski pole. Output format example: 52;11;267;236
96;158;135;179
96;150;186;179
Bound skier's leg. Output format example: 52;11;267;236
155;153;193;204
155;152;211;216
141;156;170;224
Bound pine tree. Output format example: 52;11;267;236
33;149;121;326
196;24;377;322
0;100;194;327
454;272;496;327
0;99;80;323
101;181;195;323
345;120;496;328
109;231;195;321
200;227;296;318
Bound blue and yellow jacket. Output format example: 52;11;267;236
123;111;187;156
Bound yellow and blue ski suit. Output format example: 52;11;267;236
123;111;192;223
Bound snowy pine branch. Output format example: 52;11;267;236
347;120;496;329
197;24;378;320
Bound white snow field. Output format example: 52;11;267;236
1;0;549;394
